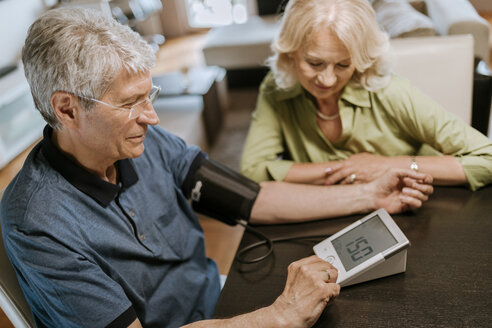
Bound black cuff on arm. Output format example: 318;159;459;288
182;154;260;225
182;151;207;197
106;306;137;328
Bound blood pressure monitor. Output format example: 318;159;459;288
314;208;410;287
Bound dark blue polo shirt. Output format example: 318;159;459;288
0;125;221;328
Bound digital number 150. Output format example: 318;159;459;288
346;236;373;261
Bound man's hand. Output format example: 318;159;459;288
183;256;339;328
368;168;433;213
270;256;340;328
325;153;389;185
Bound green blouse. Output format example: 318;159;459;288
240;72;492;190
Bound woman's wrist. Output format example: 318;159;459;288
387;156;418;172
410;156;419;172
285;162;336;185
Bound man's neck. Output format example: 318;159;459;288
51;129;119;184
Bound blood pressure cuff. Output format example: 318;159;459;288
183;153;260;226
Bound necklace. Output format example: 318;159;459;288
316;110;340;121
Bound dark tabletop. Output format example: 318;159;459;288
213;186;492;327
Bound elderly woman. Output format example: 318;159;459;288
240;0;492;190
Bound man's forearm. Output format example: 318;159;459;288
250;181;375;224
182;304;285;328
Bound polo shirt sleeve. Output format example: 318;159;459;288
4;225;136;328
146;126;203;188
380;76;492;191
240;78;294;182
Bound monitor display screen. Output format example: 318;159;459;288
332;215;398;271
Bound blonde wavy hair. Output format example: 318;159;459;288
267;0;393;91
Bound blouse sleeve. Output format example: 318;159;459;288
240;83;294;182
381;76;492;190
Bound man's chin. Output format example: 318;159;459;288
126;144;145;159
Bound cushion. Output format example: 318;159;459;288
373;0;436;38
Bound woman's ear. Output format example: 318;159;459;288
50;91;81;129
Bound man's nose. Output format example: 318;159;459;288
137;104;160;125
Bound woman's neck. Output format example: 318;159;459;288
308;92;341;115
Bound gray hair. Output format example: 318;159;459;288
22;7;155;129
267;0;393;91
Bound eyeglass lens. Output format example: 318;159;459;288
128;86;161;119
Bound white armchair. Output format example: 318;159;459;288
391;34;474;124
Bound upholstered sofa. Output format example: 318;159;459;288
202;0;491;134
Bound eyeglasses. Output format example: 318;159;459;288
77;85;161;119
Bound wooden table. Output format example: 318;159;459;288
213;186;492;327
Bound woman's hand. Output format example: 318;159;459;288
325;153;390;185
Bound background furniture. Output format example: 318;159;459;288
0;67;45;170
56;0;165;52
472;59;492;135
152;66;228;147
153;95;208;151
110;0;165;52
213;185;492;327
424;0;489;63
391;34;474;124
203;0;489;73
202;14;279;87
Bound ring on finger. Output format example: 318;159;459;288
349;173;356;184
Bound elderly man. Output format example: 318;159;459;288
0;7;432;328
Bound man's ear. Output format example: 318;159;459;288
50;91;81;129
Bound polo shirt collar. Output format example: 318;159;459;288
40;125;139;207
273;82;372;108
